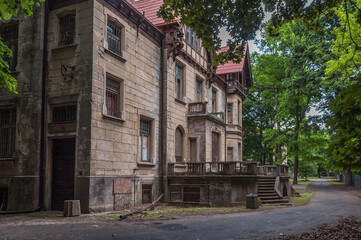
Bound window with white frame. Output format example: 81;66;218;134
139;120;151;162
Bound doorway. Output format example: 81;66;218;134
51;138;75;211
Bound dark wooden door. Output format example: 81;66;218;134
183;187;200;203
212;132;219;162
52;138;75;211
190;138;197;163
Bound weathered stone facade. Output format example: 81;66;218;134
0;0;287;213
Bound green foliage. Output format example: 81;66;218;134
327;79;361;172
158;0;345;64
0;0;45;93
325;0;361;82
299;161;318;180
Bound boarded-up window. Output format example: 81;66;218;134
59;14;75;46
142;185;152;204
1;22;18;72
140;120;151;162
175;64;183;100
0;109;16;158
190;138;197;163
227;103;233;123
52;104;77;123
196;79;202;102
183;187;200;203
238;143;242;161
227;147;233;162
175;127;183;163
106;76;122;118
107;17;122;55
0;188;8;211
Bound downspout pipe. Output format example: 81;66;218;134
160;38;168;201
39;0;49;210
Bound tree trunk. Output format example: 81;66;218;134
275;86;281;162
344;167;353;186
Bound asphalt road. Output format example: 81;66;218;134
1;179;360;240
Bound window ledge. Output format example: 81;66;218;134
175;98;187;105
137;162;156;167
51;44;78;52
103;114;125;123
105;48;127;62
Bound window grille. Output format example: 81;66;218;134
107;18;121;55
59;14;75;46
52;105;77;123
106;78;121;118
1;23;18;72
0;109;16;158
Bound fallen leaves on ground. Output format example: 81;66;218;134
273;218;361;240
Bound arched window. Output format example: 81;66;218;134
175;127;183;163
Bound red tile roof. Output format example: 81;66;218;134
216;44;248;75
127;0;177;26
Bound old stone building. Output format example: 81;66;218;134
0;0;290;213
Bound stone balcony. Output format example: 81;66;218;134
168;161;289;177
188;102;225;124
227;80;246;99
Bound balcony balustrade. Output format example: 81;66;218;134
168;161;289;177
188;102;225;122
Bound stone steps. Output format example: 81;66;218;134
257;176;289;205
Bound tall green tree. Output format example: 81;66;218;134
0;0;45;93
325;0;361;185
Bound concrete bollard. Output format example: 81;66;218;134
246;195;259;209
63;200;81;217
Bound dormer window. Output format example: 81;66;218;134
107;17;122;55
227;73;235;81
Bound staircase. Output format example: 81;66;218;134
257;176;289;205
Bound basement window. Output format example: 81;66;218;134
142;185;152;204
0;108;16;158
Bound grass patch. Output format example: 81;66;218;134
326;179;345;185
292;192;314;206
290;179;313;185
